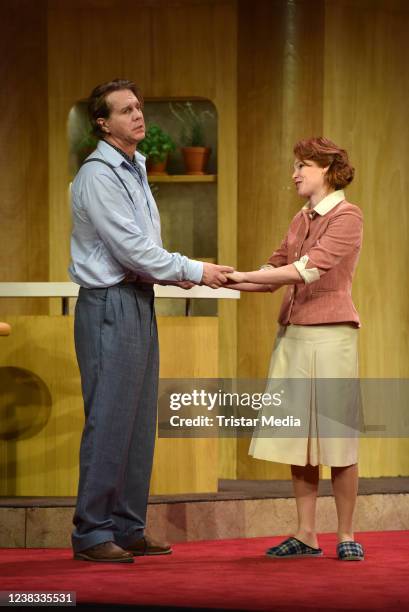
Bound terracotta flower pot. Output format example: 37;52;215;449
181;147;211;175
146;155;169;175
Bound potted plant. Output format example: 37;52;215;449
169;101;213;175
76;130;99;165
138;124;175;175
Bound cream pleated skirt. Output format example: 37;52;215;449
249;324;361;467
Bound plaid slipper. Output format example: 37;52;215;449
337;540;364;561
266;537;323;558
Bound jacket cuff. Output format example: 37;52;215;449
293;255;320;284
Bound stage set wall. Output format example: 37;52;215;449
0;0;408;496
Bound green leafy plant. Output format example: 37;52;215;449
169;101;213;147
69;128;97;173
138;124;175;162
77;131;98;152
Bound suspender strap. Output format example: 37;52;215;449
82;158;134;205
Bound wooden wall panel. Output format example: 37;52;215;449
148;0;238;369
47;0;238;477
2;0;407;487
237;0;409;479
0;316;218;496
0;0;49;315
147;0;238;476
237;0;324;378
47;0;153;288
323;0;409;379
321;0;409;479
236;0;325;479
152;317;219;494
0;316;82;496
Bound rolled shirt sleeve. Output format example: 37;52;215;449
293;208;363;284
293;255;320;284
260;264;275;270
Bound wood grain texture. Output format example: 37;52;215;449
323;0;409;378
0;315;218;496
0;316;80;496
47;0;152;293
237;0;409;479
2;0;238;478
2;0;408;486
151;317;219;494
236;0;325;479
320;0;409;480
0;0;49;315
47;0;238;474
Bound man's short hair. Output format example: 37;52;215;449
87;78;143;138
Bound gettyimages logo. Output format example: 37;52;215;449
158;378;409;438
168;389;283;411
158;379;305;438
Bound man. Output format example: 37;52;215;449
69;79;232;563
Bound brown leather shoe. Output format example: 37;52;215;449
74;541;134;563
125;535;172;556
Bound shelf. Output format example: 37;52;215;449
147;174;217;183
0;282;239;299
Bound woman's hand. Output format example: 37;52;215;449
224;282;280;293
227;264;304;287
226;271;246;283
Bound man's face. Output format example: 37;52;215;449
98;89;145;146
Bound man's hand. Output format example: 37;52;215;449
201;263;234;289
175;280;195;290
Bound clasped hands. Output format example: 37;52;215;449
176;261;298;292
174;264;249;291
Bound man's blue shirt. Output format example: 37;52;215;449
69;140;203;288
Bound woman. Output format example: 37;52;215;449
227;137;364;561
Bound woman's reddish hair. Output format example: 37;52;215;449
294;137;355;189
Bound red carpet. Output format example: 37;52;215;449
0;531;408;611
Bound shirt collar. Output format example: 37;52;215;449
302;189;345;217
96;139;146;169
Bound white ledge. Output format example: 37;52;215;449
0;282;240;299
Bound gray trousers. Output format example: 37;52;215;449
72;283;158;553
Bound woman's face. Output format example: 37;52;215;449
292;159;329;199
